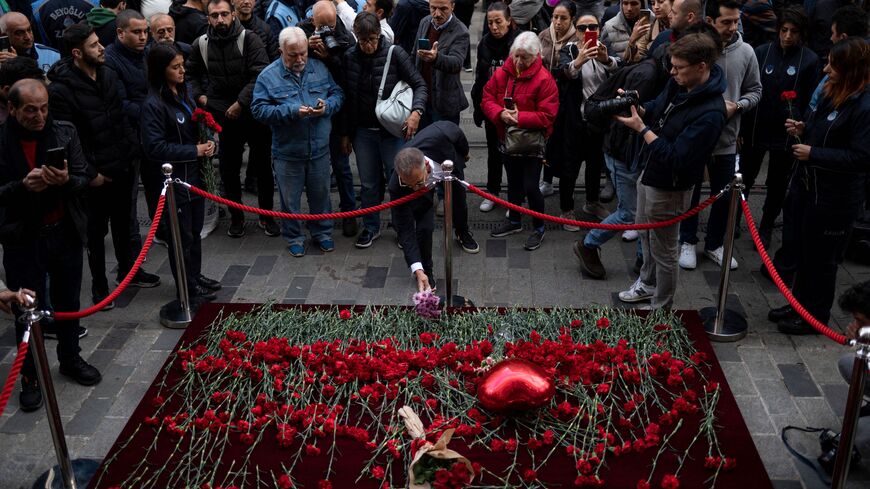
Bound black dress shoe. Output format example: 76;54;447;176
192;285;217;301
19;376;43;412
777;317;819;336
59;356;102;386
768;304;797;323
197;275;222;291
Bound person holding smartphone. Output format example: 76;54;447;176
601;0;649;63
625;0;671;63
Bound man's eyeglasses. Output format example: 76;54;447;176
398;173;428;190
208;11;233;19
575;24;599;31
671;62;698;72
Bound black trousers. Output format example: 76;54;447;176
161;196;204;299
558;126;603;211
483;120;503;195
504;154;545;229
436;166;470;235
86;169;134;294
4;223;83;380
214;111;274;221
739;146;793;229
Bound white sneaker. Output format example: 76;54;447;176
621;230;639;242
678;243;697;270
539;181;554;197
705;246;738;270
560;211;580;232
618;278;654;303
479;199;495;212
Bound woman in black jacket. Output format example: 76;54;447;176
471;2;517;212
771;38;870;335
140;43;220;305
340;12;428;249
739;7;819;248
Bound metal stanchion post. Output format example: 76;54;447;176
831;325;870;489
702;173;748;341
441;160;455;307
158;163;193;328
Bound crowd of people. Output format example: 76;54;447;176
0;0;867;411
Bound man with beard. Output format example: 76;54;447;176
188;0;277;238
48;23;151;309
0;12;61;73
0;79;102;411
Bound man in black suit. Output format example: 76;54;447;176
390;147;435;292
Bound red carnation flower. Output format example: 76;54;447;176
660;474;679;489
339;309;352;320
780;90;798;101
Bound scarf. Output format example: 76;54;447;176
545;23;576;71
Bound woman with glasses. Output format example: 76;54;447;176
340;12;428;249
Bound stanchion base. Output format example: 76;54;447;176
440;295;475;309
701;307;748;342
159;300;194;329
32;458;99;489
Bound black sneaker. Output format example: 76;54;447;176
777;317;819;336
490;222;522;238
355;229;380;249
456;231;480;254
42;322;88;340
192;285;217;301
59;355;102;386
524;230;545;251
258;218;281;237
197;275;222;291
342;217;358;237
227;219;245;238
124;269;160;288
19;376;42;412
92;291;116;311
768;304;797;323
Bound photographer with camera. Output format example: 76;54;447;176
613;32;726;309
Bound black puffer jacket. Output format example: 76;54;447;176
105;40;148;129
46;59;138;179
341;38;428;137
187;19;270;114
240;14;279;61
169;3;208;44
471;28;517;126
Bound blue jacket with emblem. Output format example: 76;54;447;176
29;44;60;73
250;57;343;161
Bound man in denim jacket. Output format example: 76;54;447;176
251;26;343;258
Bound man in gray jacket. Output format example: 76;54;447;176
413;0;469;128
601;0;647;63
678;1;761;271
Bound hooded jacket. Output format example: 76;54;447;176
85;7;117;47
481;54;560;141
637;64;727;190
46;58;137;178
713;32;761;155
539;23;578;74
169;3;208;44
743;41;819;151
471;28;518;126
187;19;270;114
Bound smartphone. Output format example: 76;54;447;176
417;38;430;50
0;36;9;52
45;147;66;169
640;9;652;22
583;30;598;47
503;96;515;110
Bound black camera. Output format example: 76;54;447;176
817;429;862;473
595;90;640;117
314;26;340;52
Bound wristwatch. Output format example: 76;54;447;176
414;108;424;117
735;101;745;114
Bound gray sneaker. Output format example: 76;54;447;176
524;230;545;251
618;278;654;303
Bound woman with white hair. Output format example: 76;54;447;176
481;31;559;251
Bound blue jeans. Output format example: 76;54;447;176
353;128;403;234
273;154;333;247
585;153;640;249
679;154;736;250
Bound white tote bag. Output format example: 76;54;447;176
375;45;414;138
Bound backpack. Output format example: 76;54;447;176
196;30;247;71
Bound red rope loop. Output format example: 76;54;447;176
741;199;848;345
0;341;30;415
185;183;430;220
464;182;721;230
54;193;168;321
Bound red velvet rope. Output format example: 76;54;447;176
741;199;848;345
464;182;722;230
185;183;431;220
0;341;30;415
54;193;167;321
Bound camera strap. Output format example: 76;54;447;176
781;426;832;484
197;30;247;73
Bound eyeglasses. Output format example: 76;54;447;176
398;169;428;190
208;11;233;19
671;62;698;72
575;24;599;31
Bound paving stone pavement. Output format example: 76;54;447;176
2;9;870;489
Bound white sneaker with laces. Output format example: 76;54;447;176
621;230;639;242
678;243;697;270
618;278;654;303
479;199;495;212
560;211;580;232
705;246;738;270
539;181;554;197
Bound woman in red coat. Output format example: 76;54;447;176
482;31;560;251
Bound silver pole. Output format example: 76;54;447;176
703;173;747;341
160;164;192;328
441;160;454;307
20;297;77;489
831;325;870;488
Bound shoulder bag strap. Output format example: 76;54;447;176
378;45;395;99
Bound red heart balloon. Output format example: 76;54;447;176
477;359;555;412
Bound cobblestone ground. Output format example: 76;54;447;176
2;8;870;489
